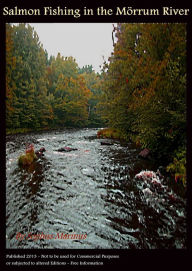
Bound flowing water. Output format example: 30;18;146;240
6;128;186;249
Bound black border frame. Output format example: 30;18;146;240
1;0;191;269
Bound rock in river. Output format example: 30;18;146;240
81;167;95;177
100;141;113;146
35;147;46;157
56;147;78;152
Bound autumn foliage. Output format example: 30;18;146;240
18;144;37;166
6;23;186;185
98;23;186;185
6;23;103;132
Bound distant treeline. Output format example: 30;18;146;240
6;23;103;133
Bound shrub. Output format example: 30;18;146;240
97;128;126;140
166;147;186;186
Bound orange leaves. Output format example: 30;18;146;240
84;88;92;99
115;49;127;58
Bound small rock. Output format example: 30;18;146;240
35;147;46;158
56;147;78;152
138;148;150;158
7;141;15;147
39;147;46;152
81;167;95;177
100;141;113;146
142;188;153;196
151;178;161;185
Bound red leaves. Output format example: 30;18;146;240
26;144;34;154
175;175;182;183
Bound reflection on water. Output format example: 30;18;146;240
6;128;186;248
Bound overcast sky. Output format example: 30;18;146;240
30;23;114;73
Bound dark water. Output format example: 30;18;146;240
6;128;186;249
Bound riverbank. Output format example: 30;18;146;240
6;126;97;136
97;128;186;192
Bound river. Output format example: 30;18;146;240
6;128;186;249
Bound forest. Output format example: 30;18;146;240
6;23;186;186
6;23;103;132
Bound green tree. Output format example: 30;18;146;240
54;73;91;127
82;71;104;127
6;23;53;130
6;24;16;128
